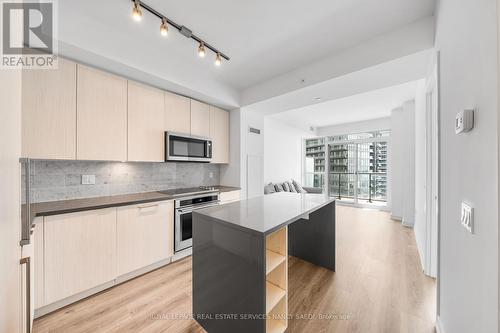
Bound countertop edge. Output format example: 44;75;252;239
32;196;173;219
31;186;241;221
194;196;336;235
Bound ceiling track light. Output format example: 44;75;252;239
198;42;206;58
132;0;142;21
130;0;229;64
160;17;168;36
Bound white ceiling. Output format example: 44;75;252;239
58;0;435;105
267;80;421;131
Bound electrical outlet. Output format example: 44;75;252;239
460;201;474;233
81;174;96;185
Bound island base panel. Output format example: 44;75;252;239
288;201;336;271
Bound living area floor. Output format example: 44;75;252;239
33;206;436;333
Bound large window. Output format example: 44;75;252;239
304;138;325;188
304;130;389;205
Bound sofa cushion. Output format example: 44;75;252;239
292;179;307;193
286;181;297;193
264;183;276;194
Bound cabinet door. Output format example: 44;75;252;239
190;99;210;137
209;106;229;163
44;209;117;305
22;58;77;159
128;81;165;162
32;220;44;309
117;201;174;276
220;190;241;204
77;65;127;161
165;91;191;134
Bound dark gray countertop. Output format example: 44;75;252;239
194;192;335;235
30;185;240;220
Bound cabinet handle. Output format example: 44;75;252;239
137;203;159;212
20;257;31;333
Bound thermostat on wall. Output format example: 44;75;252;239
455;109;474;134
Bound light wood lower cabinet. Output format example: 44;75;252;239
117;201;174;276
220;190;241;204
43;208;117;305
35;201;175;314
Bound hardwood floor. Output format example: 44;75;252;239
33;206;436;333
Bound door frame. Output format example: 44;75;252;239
424;62;439;279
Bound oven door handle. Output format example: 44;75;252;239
176;203;220;214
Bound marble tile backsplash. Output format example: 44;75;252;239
29;160;220;203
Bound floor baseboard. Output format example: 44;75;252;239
436;315;445;333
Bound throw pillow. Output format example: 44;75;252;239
274;183;284;192
292;179;307;193
264;183;276;194
282;182;291;192
286;181;297;193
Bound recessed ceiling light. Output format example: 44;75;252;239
314;97;322;101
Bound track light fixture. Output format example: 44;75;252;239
130;0;229;66
132;0;142;21
160;17;168;36
198;42;206;58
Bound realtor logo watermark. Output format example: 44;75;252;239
1;0;58;69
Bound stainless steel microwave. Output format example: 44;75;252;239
165;132;212;162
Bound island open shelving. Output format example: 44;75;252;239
265;227;288;333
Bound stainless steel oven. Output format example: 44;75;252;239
174;193;220;252
165;132;212;162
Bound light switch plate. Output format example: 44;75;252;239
81;174;96;185
455;109;474;134
460;201;474;233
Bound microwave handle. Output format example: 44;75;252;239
206;141;212;158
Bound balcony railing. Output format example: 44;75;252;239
329;172;387;203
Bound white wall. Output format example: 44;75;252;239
263;117;313;184
435;0;499;332
414;80;427;270
0;69;22;333
221;108;265;199
390;101;415;226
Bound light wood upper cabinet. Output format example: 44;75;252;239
190;99;210;137
209;106;229;163
117;201;174;276
128;81;165;162
22;58;77;159
165;91;191;135
43;209;117;305
77;65;127;161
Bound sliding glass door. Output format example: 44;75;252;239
325;132;388;205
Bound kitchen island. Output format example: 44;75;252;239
192;192;336;333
